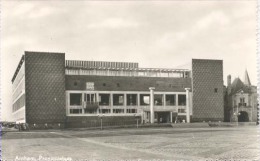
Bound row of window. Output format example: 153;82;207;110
69;108;186;114
66;69;187;78
69;108;137;114
233;97;248;107
66;60;138;69
12;62;25;91
69;93;187;106
12;94;25;112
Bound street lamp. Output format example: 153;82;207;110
234;112;241;126
98;114;105;130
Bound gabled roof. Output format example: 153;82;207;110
230;77;251;95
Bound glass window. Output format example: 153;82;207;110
178;109;185;113
99;94;110;106
70;93;82;105
127;94;137;106
84;109;97;114
85;94;96;104
70;109;82;114
166;94;176;106
126;109;137;113
178;94;186;106
113;94;124;106
154;94;163;106
113;109;124;113
100;109;111;114
140;94;150;106
239;98;246;106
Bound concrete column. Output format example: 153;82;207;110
137;93;140;107
170;112;173;123
149;87;155;124
110;93;113;114
163;94;166;107
124;93;127;114
96;92;100;114
185;88;190;123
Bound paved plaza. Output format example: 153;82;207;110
2;126;260;161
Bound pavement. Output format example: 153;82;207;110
1;126;260;161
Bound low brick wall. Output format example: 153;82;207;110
65;116;141;128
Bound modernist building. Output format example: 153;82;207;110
12;51;224;128
225;71;258;122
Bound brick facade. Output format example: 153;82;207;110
65;75;191;92
24;51;66;126
192;59;224;122
11;51;227;128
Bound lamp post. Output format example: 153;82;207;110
98;114;104;130
234;112;241;126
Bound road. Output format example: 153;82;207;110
2;126;259;161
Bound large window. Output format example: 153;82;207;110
100;109;111;114
126;109;137;113
85;94;96;104
113;109;124;113
127;94;137;106
113;94;124;106
84;109;97;114
154;94;163;106
239;98;246;106
70;109;82;114
99;94;110;106
140;94;150;106
166;94;176;106
178;109;185;113
70;93;82;105
178;95;186;106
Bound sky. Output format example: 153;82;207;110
0;1;257;121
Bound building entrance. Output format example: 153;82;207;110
157;112;171;123
144;111;171;123
238;111;249;122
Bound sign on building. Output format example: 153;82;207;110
86;82;94;91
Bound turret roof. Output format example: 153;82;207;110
244;70;251;86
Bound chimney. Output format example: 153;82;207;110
227;75;231;95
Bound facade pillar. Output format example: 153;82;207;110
149;87;155;124
110;93;113;114
185;88;190;123
124;93;127;114
170;112;173;123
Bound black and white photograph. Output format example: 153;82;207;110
0;0;259;160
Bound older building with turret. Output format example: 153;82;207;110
225;70;258;123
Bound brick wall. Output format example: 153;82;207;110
66;75;191;92
192;59;224;122
25;51;66;125
66;116;141;128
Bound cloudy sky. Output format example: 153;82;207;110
1;1;257;121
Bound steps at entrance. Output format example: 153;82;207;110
171;123;209;128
